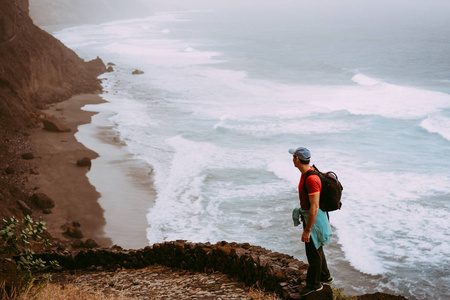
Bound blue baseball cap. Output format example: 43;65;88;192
288;147;311;160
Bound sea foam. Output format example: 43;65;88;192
420;113;450;141
352;73;381;86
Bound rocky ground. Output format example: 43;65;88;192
0;128;35;221
52;265;268;300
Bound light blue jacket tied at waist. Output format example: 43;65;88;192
292;207;332;249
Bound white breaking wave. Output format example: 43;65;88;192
145;135;220;243
420;113;450;141
352;73;381;86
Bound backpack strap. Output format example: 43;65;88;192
302;166;319;194
302;166;329;221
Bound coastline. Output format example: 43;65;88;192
75;98;155;249
27;94;112;247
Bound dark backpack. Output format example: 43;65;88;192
303;164;343;212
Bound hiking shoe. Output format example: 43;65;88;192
299;284;323;296
321;276;333;284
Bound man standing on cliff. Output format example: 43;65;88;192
289;146;333;297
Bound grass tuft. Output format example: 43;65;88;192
2;282;134;300
332;286;358;300
246;287;282;300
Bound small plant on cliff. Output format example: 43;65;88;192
332;287;358;300
0;215;59;288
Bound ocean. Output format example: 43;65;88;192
53;1;450;299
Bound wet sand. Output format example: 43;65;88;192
76;99;155;249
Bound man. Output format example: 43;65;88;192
289;146;333;297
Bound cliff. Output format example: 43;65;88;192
0;0;105;218
0;0;106;130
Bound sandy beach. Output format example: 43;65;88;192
27;93;155;249
27;94;112;246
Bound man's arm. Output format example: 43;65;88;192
302;193;320;243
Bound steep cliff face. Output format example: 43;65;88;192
0;0;105;219
0;0;105;129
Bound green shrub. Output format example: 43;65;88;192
0;215;59;288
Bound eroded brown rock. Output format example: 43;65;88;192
21;153;34;160
31;192;55;209
5;166;14;174
85;239;99;249
42;115;71;132
65;227;84;239
76;157;92;168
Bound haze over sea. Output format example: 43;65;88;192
54;1;450;299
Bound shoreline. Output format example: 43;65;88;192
27;94;112;247
76;98;155;249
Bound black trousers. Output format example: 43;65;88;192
305;239;330;289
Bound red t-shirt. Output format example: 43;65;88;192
298;167;322;210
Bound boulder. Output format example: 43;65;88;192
21;152;34;160
71;240;85;249
31;193;55;209
65;227;84;239
273;271;287;282
5;166;14;174
132;69;144;75
42;115;71;132
76;157;92;168
106;66;114;72
85;239;99;249
107;62;116;66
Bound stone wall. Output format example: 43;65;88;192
35;240;332;300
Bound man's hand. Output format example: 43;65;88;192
302;230;311;243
